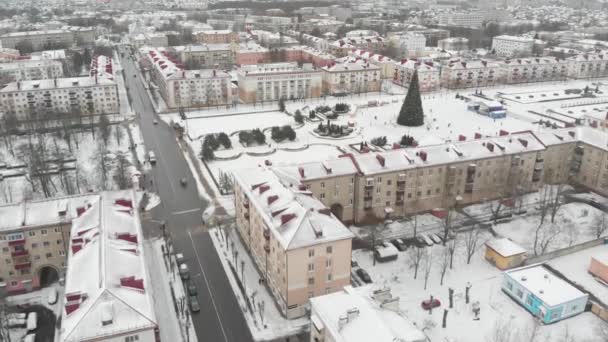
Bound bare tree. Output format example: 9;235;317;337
114;124;124;145
441;206;455;246
489;199;504;225
91;144;111;190
548;185;564;223
447;235;458;269
99;114;111;146
533;222;562;256
591;211;608;239
487;319;515;342
464;227;481;264
113;152;132;189
423;249;433;290
438;247;450;285
408;246;424;279
518;318;541;342
1;111;18;156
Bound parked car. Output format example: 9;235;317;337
391;239;407;251
374;242;399;262
47;288;58;305
421;298;441;310
153;119;158;125
420;234;435;246
180;178;187;187
148;151;156;164
430;233;443;244
356;268;373;284
189;295;200;312
187;283;198;296
179;264;190;280
351;258;358;268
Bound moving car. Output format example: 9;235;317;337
356;268;373;284
180;178;187;187
148;151;156;164
179;264;190;280
189;295;200;313
153;119;158;125
421;298;441;310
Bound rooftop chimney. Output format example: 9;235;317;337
474;133;482;139
267;195;279;205
298;167;305;178
376;154;385;167
486;142;494;152
419;151;427;162
518;138;528;148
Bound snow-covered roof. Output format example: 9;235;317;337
89;55;114;82
486;238;527;257
394;58;438;71
352;132;544;175
0;76;115;92
310;285;427;342
273;157;358;182
239;62;320;76
443;59;500;70
60;190;157;342
0;194;99;232
493;35;534;43
143;47;231;81
349;49;395;64
500;56;570;66
173;43;232;53
322;60;381;73
505;264;588;307
592;253;608;265
232;167;354;250
0;59;61;71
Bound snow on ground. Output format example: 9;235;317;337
494;202;603;255
352;231;606;342
209;228;309;341
0;125;134;204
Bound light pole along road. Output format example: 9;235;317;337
118;45;253;342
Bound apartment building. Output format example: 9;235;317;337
235;42;271;65
173;44;236;69
491;35;535;57
567;53;608;79
393;59;440;92
393;33;426;57
144;48;233;109
399;29;450;47
0;27;95;51
60;190;158;342
89;55;115;82
194;30;239;44
233;167;354;319
438;37;469;51
0;76;119;119
348;49;396;79
310;286;427;342
0;59;63;84
300;34;330;51
0;47;20;60
0;194;98;295
286;46;336;68
500;57;570;84
438;11;484;28
321;60;381;95
330;37;385;57
237;62;322;103
440;59;501;89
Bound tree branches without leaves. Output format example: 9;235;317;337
423;249;433;290
464;227;481;264
408;246;424;279
591;211;608;239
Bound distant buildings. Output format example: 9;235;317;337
194;30;239;44
500;57;570;84
438;11;484;28
0;27;95;51
438;37;469;51
491;35;535;57
0;59;63;84
567;52;608;79
233;167;354;318
440;59;501;89
59;190;159;342
237;62;322;103
173;44;236;69
321;60;381;95
310;285;427;342
393;33;426;57
330;36;385;57
143;48;233;109
502;264;588;323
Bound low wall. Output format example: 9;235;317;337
523;238;606;265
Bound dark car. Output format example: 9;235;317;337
189;295;200;312
356;268;372;284
351;258;358;268
187;283;197;296
421;298;441;310
391;239;407;251
180;178;187;187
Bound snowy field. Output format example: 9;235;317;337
0;124;135;204
352;231;606;342
494;202;605;255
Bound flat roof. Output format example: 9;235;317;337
486;238;527;257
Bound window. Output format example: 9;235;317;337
46;253;52;258
28;231;36;237
34;255;40;260
327;273;332;281
308;277;315;285
125;335;139;342
320;193;325;199
387;180;392;185
41;229;47;235
54;228;60;233
570;305;578;312
326;259;332;268
21;269;30;275
308;263;314;271
57;240;62;245
506;282;513;291
308;291;314;298
309;249;315;258
5;259;11;264
43;241;50;247
526;295;533;306
321;182;325;188
59;250;65;256
2;247;7;253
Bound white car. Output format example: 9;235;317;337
148;151;156;164
48;288;58;305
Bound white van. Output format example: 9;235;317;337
148;151;156;164
48;288;58;305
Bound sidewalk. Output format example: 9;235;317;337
143;238;198;342
113;50;133;116
208;228;309;341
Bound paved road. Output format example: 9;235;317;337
118;46;253;342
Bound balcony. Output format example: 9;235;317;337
464;183;474;194
363;195;373;201
396;199;404;205
11;249;29;257
364;184;374;189
14;261;32;270
8;237;25;247
364;201;373;210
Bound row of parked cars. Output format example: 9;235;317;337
177;253;200;313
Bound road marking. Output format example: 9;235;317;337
187;230;229;342
172;208;200;216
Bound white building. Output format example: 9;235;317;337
567;52;608;79
393;59;439;92
300;33;330;51
310;285;427;342
174;0;208;9
500;57;570;84
438;12;484;28
0;59;63;84
322;60;381;94
440;59;501;89
237;62;323;103
59;191;158;342
0;28;95;51
438;37;469;51
393;33;426;57
143;48;233;109
492;35;535;57
348;49;396;79
0;76;119;119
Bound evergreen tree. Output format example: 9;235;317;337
397;71;424;127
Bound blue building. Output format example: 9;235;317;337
467;100;507;119
502;264;589;324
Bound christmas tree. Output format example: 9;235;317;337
397;70;424;127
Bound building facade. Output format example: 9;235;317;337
0;59;64;84
194;30;239;44
440;59;501;89
0;28;95;51
237;62;323;103
438;12;484;28
173;44;237;69
233;168;354;319
567;53;608;79
393;59;440;92
438;37;469;51
321;61;381;95
492;35;535;57
500;57;570;84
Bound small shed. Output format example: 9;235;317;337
589;254;608;283
485;238;527;270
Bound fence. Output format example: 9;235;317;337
524;237;607;265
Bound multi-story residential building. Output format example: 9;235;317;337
281;46;336;68
491;35;535;57
173;44;237;69
233;167;354;319
543;47;581;59
348;49;396;79
393;59;440;92
440;59;501;89
0;194;98;295
144;48;233;108
400;29;450;47
0;27;95;51
0;47;20;61
438;37;469;51
500;57;570;84
438;11;484;28
321;60;381;95
0;76;119;119
89;55;115;82
300;34;330;51
298;19;343;35
237;62;322;103
310;285;427;342
194;29;239;44
393;33;426;57
59;190;159;342
567;53;608;79
0;59;63;84
174;0;208;9
235;42;271;65
330;36;385;57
